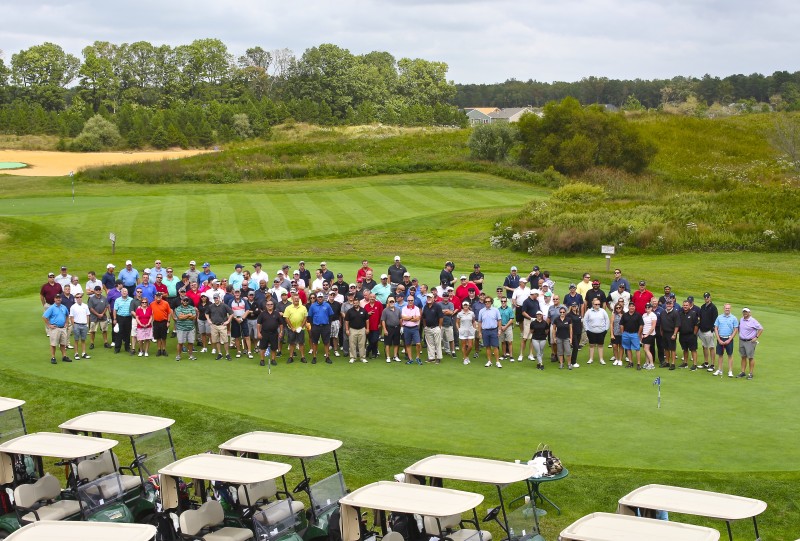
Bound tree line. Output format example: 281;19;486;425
454;72;800;111
0;40;466;148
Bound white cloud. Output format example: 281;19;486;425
0;0;796;83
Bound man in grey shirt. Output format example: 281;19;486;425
87;286;110;350
438;291;456;357
380;297;402;362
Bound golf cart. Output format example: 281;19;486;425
338;481;489;541
558;512;720;541
0;432;135;531
403;455;543;541
0;397;29;538
219;431;344;540
617;484;767;541
59;411;177;522
156;453;304;541
6;520;157;541
0;398;26;445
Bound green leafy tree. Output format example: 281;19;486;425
151;125;168;149
517;96;656;175
79;41;120;112
468;122;518;162
10;42;80;110
396;57;455;106
70;114;121;151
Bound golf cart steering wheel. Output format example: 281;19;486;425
482;506;501;523
293;478;310;494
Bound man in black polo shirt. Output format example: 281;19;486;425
659;299;681;370
344;301;369;362
257;298;284;367
584;280;607;310
468;263;484;292
440;261;455;288
620;302;644;369
421;293;444;363
698;292;719;372
679;299;700;370
519;289;542;362
387;256;407;292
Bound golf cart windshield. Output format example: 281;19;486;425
310;471;347;516
78;472;126;515
134;429;176;478
0;398;25;444
505;496;537;541
254;499;302;541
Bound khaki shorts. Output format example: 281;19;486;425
49;327;68;347
501;326;514;343
442;326;454;343
739;340;757;359
211;324;228;344
521;319;533;339
699;330;716;349
90;320;108;333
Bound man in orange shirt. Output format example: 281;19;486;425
151;291;172;357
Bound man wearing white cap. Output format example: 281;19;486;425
387;256;407;293
185;261;200;283
511;278;529;328
737;308;763;380
118;260;140;296
101;264;116;292
372;274;391;304
503;266;521;299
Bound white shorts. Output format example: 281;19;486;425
459;327;476;340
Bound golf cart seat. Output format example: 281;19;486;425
422;514;492;541
14;473;82;523
179;499;253;541
77;451;142;492
237;480;305;523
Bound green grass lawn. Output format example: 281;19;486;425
0;170;798;539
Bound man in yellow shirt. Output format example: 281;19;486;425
283;291;309;364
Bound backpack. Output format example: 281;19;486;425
328;507;342;541
389;512;421;541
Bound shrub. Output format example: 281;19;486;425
468;122;518;162
69;114;121;151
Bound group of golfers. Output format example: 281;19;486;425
40;258;764;379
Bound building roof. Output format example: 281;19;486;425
488;107;533;119
465;107;500;114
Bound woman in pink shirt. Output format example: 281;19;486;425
134;299;153;357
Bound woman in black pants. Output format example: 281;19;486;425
569;304;583;368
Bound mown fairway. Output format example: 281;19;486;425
0;170;798;539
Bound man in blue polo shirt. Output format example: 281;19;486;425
198;263;216;286
228;264;246;290
101;264;116;292
118;260;140;296
307;292;335;364
43;294;70;364
477;297;502;368
138;272;156;302
714;303;739;377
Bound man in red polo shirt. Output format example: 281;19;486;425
364;291;384;358
632;280;654;315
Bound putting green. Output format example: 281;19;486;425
0;162;27;170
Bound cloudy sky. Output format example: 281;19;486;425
1;0;797;84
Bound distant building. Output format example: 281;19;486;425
465;107;500;125
488;107;536;123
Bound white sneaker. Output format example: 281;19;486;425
517;355;523;361
151;338;157;343
496;361;502;368
572;363;580;368
386;357;392;363
463;359;470;365
361;358;368;363
610;356;616;361
394;356;401;362
236;352;241;358
334;351;340;357
728;371;734;377
608;344;613;348
200;347;207;353
713;369;722;376
144;352;149;357
485;360;492;367
247;352;253;359
528;354;534;361
599;359;606;365
587;359;593;364
349;358;355;364
138;351;143;357
211;348;216;354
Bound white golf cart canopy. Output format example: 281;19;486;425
220;431;342;458
0;432;118;459
617;483;767;521
559;512;720;541
159;454;291;484
405;454;537;485
6;520;156;540
340;481;484;517
59;411;175;437
0;397;24;413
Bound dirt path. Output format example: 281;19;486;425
0;149;210;176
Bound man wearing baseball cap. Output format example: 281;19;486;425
307;291;335;364
387;256;407;293
197;263;216;286
372;273;391;304
698;292;719;372
250;263;269;290
503;266;520;299
440;261;455;288
469;263;485;291
737;308;763;379
101;264;116;292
